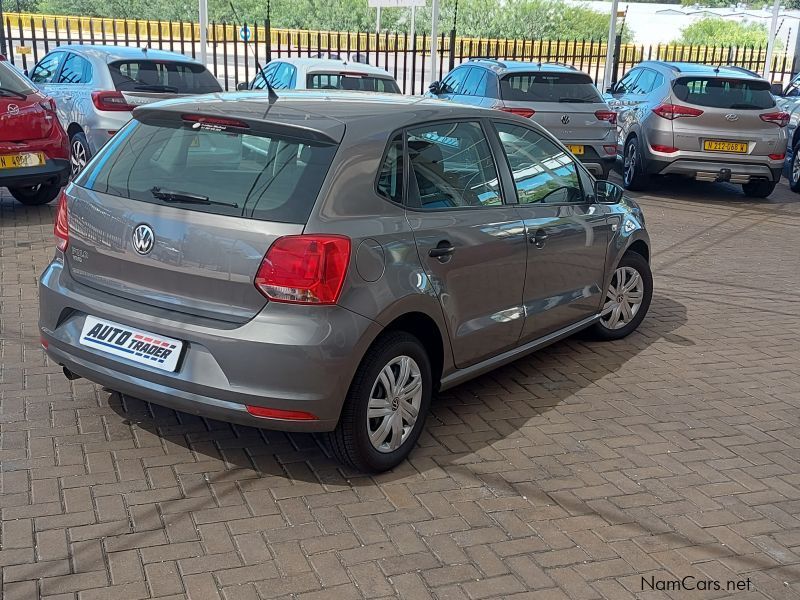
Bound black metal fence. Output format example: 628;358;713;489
2;13;798;93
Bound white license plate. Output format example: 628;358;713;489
79;316;183;372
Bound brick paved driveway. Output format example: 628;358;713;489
2;178;800;600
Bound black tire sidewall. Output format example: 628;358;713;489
743;179;777;198
593;251;653;341
338;332;432;472
9;182;62;205
70;132;91;178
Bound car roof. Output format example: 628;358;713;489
636;61;765;80
134;90;507;142
50;44;203;65
272;58;394;78
465;59;582;75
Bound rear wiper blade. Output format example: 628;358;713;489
150;187;238;208
728;103;760;109
0;87;28;100
134;84;180;93
558;98;590;103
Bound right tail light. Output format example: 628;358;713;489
760;112;790;128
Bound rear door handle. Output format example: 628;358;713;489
429;241;455;260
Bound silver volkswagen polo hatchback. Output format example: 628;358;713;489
39;92;652;471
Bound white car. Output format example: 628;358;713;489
238;58;401;94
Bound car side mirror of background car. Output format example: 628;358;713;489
236;82;250;91
428;81;442;95
771;82;785;97
595;180;624;204
24;69;29;77
605;83;615;94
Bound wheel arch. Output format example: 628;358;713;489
626;239;650;263
381;311;446;391
67;123;84;138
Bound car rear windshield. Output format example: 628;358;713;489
672;77;775;110
307;73;401;93
0;60;35;94
75;120;338;224
109;60;222;94
500;72;602;103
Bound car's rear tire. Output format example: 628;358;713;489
9;182;62;205
622;137;649;191
327;331;432;472
589;251;653;341
742;179;777;198
790;144;800;193
70;132;91;177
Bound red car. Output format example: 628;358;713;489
1;55;70;205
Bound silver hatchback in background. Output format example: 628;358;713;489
28;45;222;176
428;60;618;179
606;61;788;198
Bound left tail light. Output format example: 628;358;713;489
91;91;134;112
595;110;617;125
54;191;69;252
255;235;351;305
760;112;790;128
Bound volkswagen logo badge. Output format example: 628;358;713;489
132;224;155;255
7;104;19;115
725;113;739;122
561;115;570;125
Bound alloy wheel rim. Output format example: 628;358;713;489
601;266;644;330
793;151;800;185
70;140;87;176
367;355;422;453
624;144;636;185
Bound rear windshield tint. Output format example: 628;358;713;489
672;77;775;110
109;60;222;94
307;73;401;93
0;61;35;94
76;120;337;224
500;72;602;103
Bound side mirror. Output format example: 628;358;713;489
428;81;442;95
24;69;29;77
236;82;250;91
771;82;785;96
595;180;623;204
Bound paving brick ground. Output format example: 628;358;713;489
1;176;800;600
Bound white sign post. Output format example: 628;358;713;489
602;0;620;92
199;0;208;66
368;0;427;52
764;0;781;80
430;0;440;83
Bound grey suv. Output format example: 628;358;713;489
606;61;788;197
428;60;618;179
39;92;652;471
28;45;222;176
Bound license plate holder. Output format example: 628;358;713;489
0;152;46;170
79;316;183;372
567;144;585;155
703;140;748;154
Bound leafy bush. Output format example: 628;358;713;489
672;18;774;48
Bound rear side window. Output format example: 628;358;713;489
76;120;338;224
673;77;775;110
377;133;404;203
501;72;602;103
109;61;222;94
307;73;400;93
0;61;35;94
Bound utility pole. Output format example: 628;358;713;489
199;0;208;66
430;0;440;83
763;0;781;80
602;0;620;92
0;0;6;57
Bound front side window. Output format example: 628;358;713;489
406;121;502;209
30;52;64;84
441;67;470;94
462;68;488;97
630;68;658;95
614;69;640;95
376;133;404;203
77;119;338;224
495;122;584;205
58;53;92;84
273;63;297;89
109;61;222;94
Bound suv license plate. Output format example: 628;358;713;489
79;316;183;372
0;152;46;169
567;144;584;155
703;140;748;153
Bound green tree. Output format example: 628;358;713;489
672;18;774;47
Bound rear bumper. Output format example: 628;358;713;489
0;158;70;189
644;156;783;183
39;259;381;432
570;142;617;176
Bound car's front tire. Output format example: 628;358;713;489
742;179;777;198
9;182;62;205
70;132;91;177
622;137;649;191
590;251;653;341
790;143;800;193
328;331;432;472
